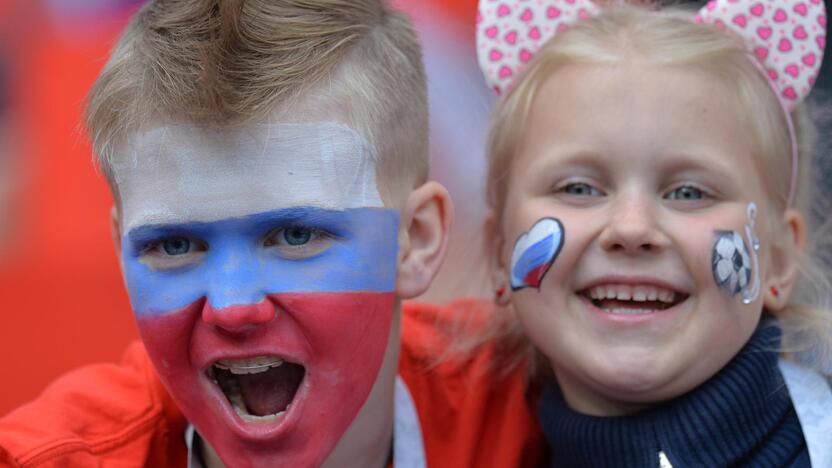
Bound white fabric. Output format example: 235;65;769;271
184;375;427;467
393;375;428;468
779;359;832;468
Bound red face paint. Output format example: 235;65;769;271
137;292;394;467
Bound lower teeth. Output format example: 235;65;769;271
604;308;657;315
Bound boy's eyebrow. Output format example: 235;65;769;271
124;206;351;243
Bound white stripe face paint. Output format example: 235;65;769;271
114;122;383;232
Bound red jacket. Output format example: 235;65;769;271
0;300;544;467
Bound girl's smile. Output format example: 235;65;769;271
499;61;773;416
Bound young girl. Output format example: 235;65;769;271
476;1;832;466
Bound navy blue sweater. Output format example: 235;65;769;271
538;322;809;467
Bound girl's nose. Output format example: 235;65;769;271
598;192;670;254
202;299;277;333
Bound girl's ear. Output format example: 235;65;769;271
763;209;806;310
485;211;512;305
395;182;454;299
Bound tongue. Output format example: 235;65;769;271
237;364;305;417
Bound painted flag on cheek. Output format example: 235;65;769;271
120;206;400;467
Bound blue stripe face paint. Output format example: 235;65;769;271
122;206;400;315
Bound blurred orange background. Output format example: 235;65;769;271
0;0;491;416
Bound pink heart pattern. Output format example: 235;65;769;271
476;0;599;94
696;0;826;108
478;0;825;105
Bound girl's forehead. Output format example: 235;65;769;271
518;63;760;178
113;121;383;233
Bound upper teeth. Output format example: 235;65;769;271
587;284;676;303
214;356;284;375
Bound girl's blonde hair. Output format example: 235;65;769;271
481;4;832;375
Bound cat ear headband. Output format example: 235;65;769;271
476;0;827;206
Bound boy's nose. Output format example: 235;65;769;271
201;244;275;332
598;192;670;254
202;299;277;333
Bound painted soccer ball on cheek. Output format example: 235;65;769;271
116;122;398;467
712;202;762;304
713;232;751;294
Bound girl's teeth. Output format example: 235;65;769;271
616;288;632;301
587;284;678;304
633;288;647;301
606;307;656;315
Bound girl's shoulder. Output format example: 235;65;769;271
779;359;832;467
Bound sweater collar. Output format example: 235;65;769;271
538;319;807;467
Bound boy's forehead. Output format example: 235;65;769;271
114;121;383;233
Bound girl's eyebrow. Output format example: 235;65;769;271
529;148;608;173
654;152;740;180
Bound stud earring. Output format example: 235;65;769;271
770;286;780;298
494;279;512;306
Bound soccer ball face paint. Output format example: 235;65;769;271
711;203;761;304
712;231;751;294
114;122;398;467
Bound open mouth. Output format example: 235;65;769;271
207;356;306;422
579;284;688;315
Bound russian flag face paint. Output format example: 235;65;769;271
116;122;398;467
510;217;565;290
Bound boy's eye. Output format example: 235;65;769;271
162;237;193;255
282;227;313;246
665;185;706;201
140;236;207;270
561;182;603;197
265;226;334;259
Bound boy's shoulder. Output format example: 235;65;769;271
0;342;187;467
399;299;546;468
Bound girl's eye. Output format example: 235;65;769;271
665;185;706;201
561;182;603;197
265;226;334;259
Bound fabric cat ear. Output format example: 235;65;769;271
476;0;599;95
696;0;826;109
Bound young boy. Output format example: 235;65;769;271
0;1;542;467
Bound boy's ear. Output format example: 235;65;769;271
763;208;806;311
395;181;453;299
111;206;124;268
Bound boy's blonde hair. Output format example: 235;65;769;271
484;5;832;374
85;0;428;201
